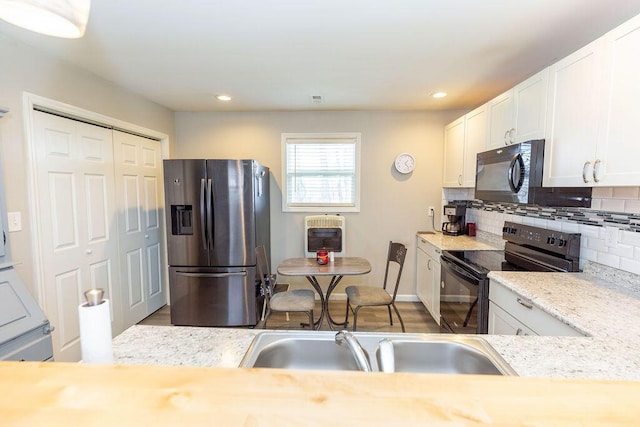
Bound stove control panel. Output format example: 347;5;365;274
502;221;581;259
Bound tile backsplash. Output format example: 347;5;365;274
442;187;640;276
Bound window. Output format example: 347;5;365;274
282;132;361;212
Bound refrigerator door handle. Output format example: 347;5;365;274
174;271;248;278
200;178;207;250
256;170;265;197
206;178;213;250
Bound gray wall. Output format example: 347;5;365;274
0;34;175;296
174;110;463;298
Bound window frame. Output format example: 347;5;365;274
281;132;361;213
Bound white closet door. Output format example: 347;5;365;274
113;130;166;326
33;111;120;362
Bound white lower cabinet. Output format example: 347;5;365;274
416;237;441;325
488;301;537;336
488;281;585;337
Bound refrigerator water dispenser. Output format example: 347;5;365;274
171;205;193;235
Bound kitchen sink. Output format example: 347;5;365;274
239;331;517;375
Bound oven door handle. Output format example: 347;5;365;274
440;256;480;284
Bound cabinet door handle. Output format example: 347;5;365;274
427;259;432;270
517;298;533;309
593;159;602;183
503;130;510;145
508;128;516;144
515;328;523;335
582;161;592;183
458;174;462;186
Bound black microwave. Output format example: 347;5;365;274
474;139;592;207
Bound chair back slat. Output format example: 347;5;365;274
382;241;407;301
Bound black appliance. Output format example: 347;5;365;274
163;159;270;327
475;140;592;207
442;204;466;236
439;221;581;334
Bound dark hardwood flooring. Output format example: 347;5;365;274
138;300;441;333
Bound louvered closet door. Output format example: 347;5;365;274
113;130;166;326
33;111;120;362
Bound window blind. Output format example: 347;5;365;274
282;133;360;212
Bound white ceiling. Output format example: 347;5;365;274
2;0;640;112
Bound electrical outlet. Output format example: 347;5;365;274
8;211;22;232
428;207;435;217
605;226;619;247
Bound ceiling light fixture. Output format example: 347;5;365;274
431;92;448;99
0;0;90;38
216;95;232;101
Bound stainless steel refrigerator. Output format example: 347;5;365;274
163;159;270;327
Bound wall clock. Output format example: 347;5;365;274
394;153;415;174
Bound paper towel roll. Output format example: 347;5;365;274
78;299;113;364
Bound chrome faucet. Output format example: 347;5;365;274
375;338;395;373
334;330;371;372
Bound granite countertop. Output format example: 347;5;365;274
416;230;504;251
112;237;640;381
485;271;640;381
113;270;640;380
113;326;260;367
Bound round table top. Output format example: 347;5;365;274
277;257;371;276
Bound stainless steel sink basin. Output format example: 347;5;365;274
239;331;516;375
249;338;361;371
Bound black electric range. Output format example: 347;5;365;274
439;221;582;334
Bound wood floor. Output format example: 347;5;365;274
138;300;441;333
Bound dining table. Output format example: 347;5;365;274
276;256;372;330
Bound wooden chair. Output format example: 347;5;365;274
255;246;315;329
344;241;407;332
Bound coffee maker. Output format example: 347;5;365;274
442;204;466;236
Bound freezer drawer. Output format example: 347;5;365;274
169;267;259;327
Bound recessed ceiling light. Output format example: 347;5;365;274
431;92;448;99
216;94;232;101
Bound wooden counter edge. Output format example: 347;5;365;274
1;361;639;426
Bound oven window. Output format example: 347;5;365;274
440;264;479;334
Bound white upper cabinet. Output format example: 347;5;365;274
443;116;465;187
512;68;549;144
544;13;640;187
462;105;488;187
487;90;514;148
487;69;548;149
443;105;488;188
596;14;640;186
543;39;604;187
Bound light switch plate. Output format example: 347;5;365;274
7;211;21;232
